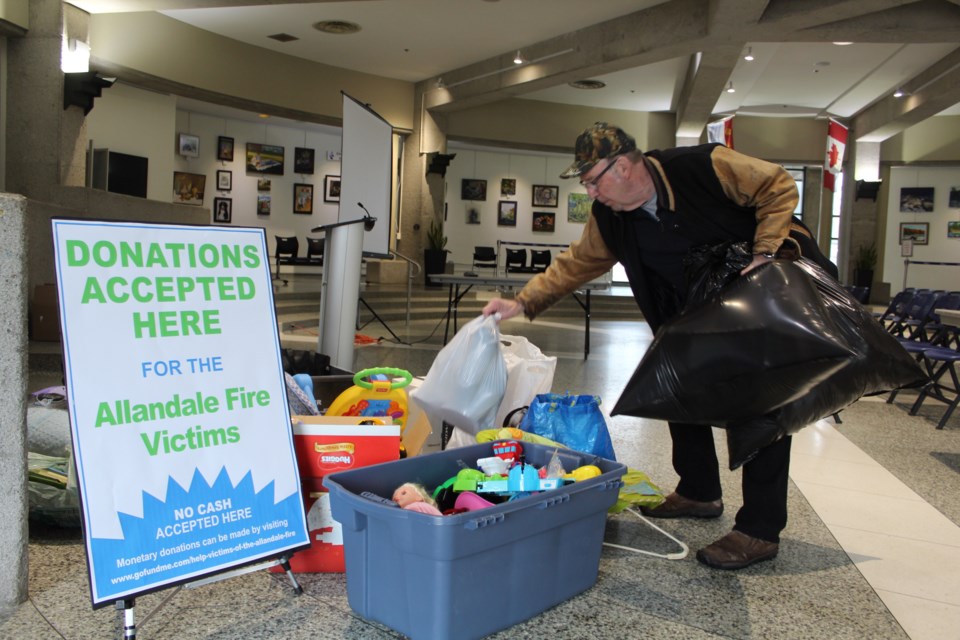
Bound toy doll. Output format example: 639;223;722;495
392;482;442;516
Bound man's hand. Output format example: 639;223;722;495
740;254;774;275
482;298;524;320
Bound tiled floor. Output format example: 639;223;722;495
8;276;960;639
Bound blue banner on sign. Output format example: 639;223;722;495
90;467;307;600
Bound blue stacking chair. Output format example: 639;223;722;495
910;336;960;429
888;290;942;339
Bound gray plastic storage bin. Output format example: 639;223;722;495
325;441;626;640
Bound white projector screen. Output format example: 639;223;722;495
339;92;392;258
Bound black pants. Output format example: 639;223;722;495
668;423;791;543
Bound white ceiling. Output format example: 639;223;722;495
69;0;960;126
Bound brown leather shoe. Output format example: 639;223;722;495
696;530;779;570
639;492;723;519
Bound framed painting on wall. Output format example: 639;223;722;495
257;194;271;216
217;170;232;191
178;133;199;158
900;222;929;244
532;211;555;232
217;136;234;161
501;178;516;196
294;147;315;174
246;143;285;175
497;200;517;226
899;187;934;213
948;221;960;238
172;171;206;206
568;193;591;223
294;183;314;214
950;187;960;208
324;175;341;202
213;197;232;223
461;179;487;201
532;184;559;208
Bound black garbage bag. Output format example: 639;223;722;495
613;260;854;424
682;241;754;309
613;258;926;469
725;259;927;466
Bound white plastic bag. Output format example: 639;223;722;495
446;334;557;449
495;334;557;428
410;314;507;434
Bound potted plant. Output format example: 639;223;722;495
423;220;448;287
854;242;877;290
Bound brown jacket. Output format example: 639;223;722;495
517;145;802;320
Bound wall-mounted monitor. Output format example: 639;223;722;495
92;149;148;198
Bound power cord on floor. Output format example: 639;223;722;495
27;594;68;639
362;313;453;347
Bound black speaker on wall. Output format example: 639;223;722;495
426;152;456;177
855;180;882;201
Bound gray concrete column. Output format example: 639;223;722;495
0;194;29;616
398;87;447;263
846;140;881;296
6;0;89;198
801;165;825;242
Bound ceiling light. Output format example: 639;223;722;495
513;50;524;65
312;20;361;35
893;88;905;98
743;47;754;61
568;79;606;90
435;77;445;89
726;81;735;93
61;37;90;73
267;33;299;43
833;42;854;46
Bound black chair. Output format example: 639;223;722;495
274;236;303;285
530;250;551;273
472;246;497;271
505;249;528;274
843;285;869;305
306;237;325;266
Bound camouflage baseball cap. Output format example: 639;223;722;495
559;122;637;179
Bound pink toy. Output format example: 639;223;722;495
454;491;495;512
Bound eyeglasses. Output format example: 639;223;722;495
579;156;619;189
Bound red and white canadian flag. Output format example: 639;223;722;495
707;116;734;149
824;119;848;192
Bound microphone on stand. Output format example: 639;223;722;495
358;202;377;230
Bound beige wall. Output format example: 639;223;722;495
86;82;177;202
723;116;829;164
443;98;675;152
881;115;960;164
0;0;28;28
444;102;835;165
90;12;415;131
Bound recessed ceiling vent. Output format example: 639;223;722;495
313;20;362;35
267;33;299;43
568;79;606;90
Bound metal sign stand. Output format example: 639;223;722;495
113;553;302;639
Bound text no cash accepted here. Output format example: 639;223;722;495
52;220;309;605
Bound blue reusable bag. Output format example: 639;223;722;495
518;393;616;461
